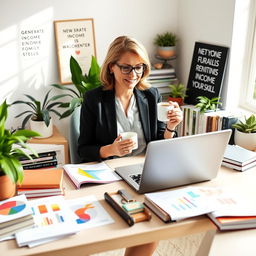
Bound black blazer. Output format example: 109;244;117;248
78;86;166;162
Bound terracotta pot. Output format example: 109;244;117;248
0;175;16;200
157;46;176;59
168;97;184;106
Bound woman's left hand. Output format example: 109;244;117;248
166;101;183;130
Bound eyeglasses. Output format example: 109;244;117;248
115;63;145;74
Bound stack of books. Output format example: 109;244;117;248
201;187;256;230
0;195;34;240
19;150;58;170
16;143;65;170
148;67;178;101
222;144;256;171
17;168;64;198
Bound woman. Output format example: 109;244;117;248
78;36;183;256
78;36;183;163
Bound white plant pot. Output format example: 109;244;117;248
234;129;256;151
30;119;53;139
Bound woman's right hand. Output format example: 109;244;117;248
99;135;136;158
111;135;135;156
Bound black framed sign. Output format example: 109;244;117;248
185;42;229;105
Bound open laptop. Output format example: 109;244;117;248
115;130;231;194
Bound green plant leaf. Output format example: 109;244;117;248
70;56;83;86
42;90;52;109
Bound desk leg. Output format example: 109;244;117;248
195;230;216;256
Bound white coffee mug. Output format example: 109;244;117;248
157;102;174;122
120;132;138;150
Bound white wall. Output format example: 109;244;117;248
0;0;178;139
1;0;238;141
177;0;236;108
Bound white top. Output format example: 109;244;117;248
115;94;146;156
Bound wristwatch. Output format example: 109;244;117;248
166;126;178;137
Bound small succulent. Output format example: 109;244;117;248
195;96;222;113
232;114;256;133
168;83;187;99
154;32;177;47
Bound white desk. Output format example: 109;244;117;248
1;156;256;256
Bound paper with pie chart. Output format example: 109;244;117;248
67;195;114;230
0;195;32;223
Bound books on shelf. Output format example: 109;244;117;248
18;143;65;168
0;195;34;239
144;187;216;222
22;158;58;170
17;168;64;198
199;187;256;230
63;162;121;189
179;105;242;139
222;144;256;171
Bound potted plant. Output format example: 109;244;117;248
195;96;222;113
51;55;101;118
0;100;39;200
232;114;256;151
51;55;101;163
154;32;177;59
12;90;63;138
168;83;187;106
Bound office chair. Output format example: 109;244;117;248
69;107;82;164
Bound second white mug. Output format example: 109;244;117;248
157;102;174;122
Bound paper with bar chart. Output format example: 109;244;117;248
145;187;217;221
15;196;78;247
67;195;114;230
63;162;121;188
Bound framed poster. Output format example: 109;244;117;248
185;42;229;105
54;18;96;84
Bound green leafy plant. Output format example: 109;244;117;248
232;114;256;133
12;90;63;128
168;83;187;99
195;96;222;113
154;32;177;47
51;55;101;118
0;100;40;183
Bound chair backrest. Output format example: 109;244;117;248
69;107;82;163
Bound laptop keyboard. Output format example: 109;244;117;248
130;173;141;185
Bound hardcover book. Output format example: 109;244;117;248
199;187;256;230
17;169;63;189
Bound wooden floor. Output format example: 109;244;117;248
92;232;204;256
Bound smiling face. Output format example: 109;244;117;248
110;51;144;90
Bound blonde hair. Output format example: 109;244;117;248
100;36;151;90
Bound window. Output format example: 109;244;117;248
239;0;256;113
